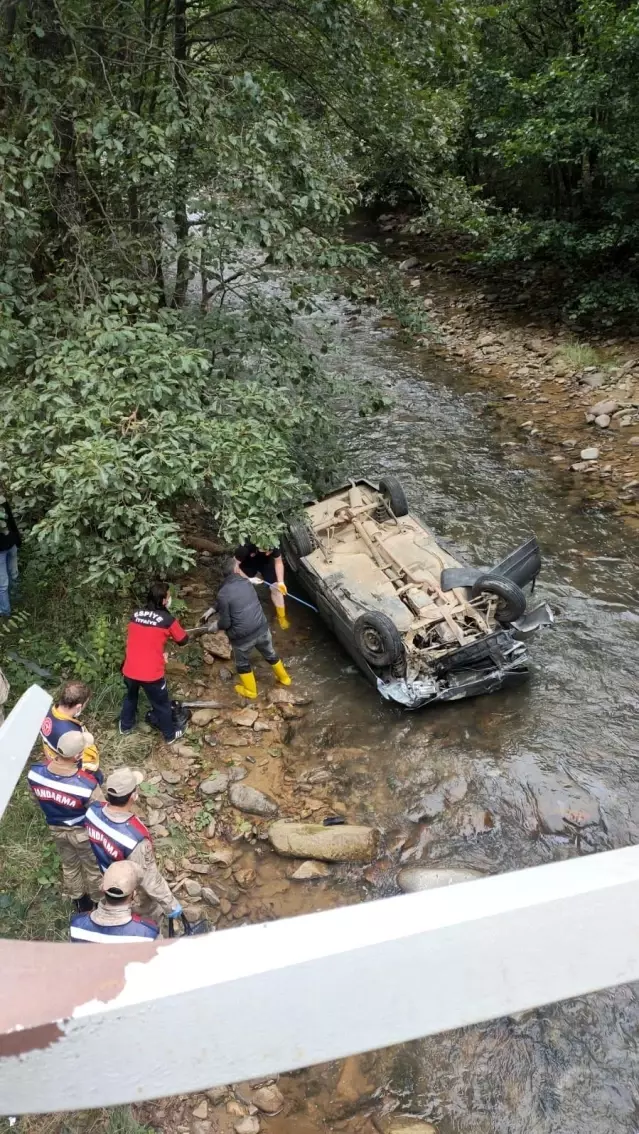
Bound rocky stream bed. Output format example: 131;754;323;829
117;271;639;1134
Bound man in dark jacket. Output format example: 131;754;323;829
214;559;291;699
0;491;20;618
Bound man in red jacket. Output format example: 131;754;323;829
119;581;191;744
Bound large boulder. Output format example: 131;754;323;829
269;821;378;862
397;866;484;893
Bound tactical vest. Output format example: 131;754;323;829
70;911;159;943
85;802;150;871
40;707;83;760
27;763;98;827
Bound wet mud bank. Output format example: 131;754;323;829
127;285;639;1134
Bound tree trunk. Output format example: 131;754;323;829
172;0;191;308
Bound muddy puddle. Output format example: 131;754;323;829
147;299;639;1134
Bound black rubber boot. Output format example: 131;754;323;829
74;894;97;914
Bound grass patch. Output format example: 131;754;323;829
555;340;618;372
1;1106;156;1134
0;782;68;941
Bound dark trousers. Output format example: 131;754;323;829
232;627;279;673
120;676;175;740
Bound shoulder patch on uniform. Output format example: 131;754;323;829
78;769;98;786
128;815;151;839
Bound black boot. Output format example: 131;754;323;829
74;894;96;914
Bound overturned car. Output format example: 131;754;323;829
282;477;552;709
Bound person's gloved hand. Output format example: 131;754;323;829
273;582;287;595
200;607;215;624
169;903;183;919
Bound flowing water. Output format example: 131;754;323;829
281;299;639;1134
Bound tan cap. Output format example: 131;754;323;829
106;767;144;797
102;860;143;899
57;731;86;759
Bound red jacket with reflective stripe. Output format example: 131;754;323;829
122;608;188;682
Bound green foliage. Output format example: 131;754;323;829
1;0;464;585
447;0;639;324
194;801;217;830
0;781;68;941
58;615;124;687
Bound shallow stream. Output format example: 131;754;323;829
280;300;639;1134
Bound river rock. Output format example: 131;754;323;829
201;886;221;907
229;707;259;728
193;1101;209;1120
455;806;496;837
192;708;218;727
269;821;378;862
591;399;618;417
595;414;611;428
205;632;233;660
532;784;600;835
217;728;250;747
376;1119;437;1134
580;371;605;388
580;447;600;461
268;687;313;707
209;841;235;866
289;860;331;880
224;766;244;783
206;1087;228;1104
184;880;202;898
397;866;484;893
229;783;279;817
200;773;229;796
629;436;639;445
444;774;468;803
399;256;419;271
408;774;468;822
234;1118;260;1134
160;770;182;784
252;1086;284;1114
407;789;445;822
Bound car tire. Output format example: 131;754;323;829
354;611;405;668
471;574;526;624
287;520;314;559
379;475;409;517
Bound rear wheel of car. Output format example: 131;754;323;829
287;520;314;559
354;611;405;668
471;574;527;624
379;475;409;517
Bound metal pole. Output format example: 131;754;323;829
3;844;639;1113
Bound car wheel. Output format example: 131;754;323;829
379;475;409;517
354;611;405;668
471;574;527;624
287;520;314;559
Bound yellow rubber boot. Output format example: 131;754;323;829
275;605;290;631
234;671;258;699
271;660;291;686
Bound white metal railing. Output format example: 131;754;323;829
2;686;639;1116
